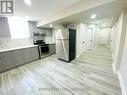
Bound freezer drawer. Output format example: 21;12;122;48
56;40;69;61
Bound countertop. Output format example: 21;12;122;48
0;45;38;53
48;43;55;45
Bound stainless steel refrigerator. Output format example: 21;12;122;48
56;28;76;62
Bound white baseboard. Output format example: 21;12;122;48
112;54;116;73
112;63;116;73
117;71;127;95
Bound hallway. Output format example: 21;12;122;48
0;45;121;95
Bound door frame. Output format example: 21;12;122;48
87;28;93;50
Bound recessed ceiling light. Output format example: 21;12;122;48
103;24;105;26
50;24;53;27
24;0;31;5
91;14;96;19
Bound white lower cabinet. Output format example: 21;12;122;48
13;49;24;66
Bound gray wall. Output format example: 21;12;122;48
0;17;11;38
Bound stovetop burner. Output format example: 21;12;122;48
33;40;47;46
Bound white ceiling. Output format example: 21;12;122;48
89;18;113;28
89;18;113;24
41;0;127;28
15;0;79;21
4;0;126;28
37;0;115;26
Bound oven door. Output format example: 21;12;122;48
40;45;49;53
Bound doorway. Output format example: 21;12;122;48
97;28;111;46
87;28;93;50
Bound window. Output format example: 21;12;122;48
8;17;30;39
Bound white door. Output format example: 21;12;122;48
97;28;111;45
87;28;93;50
99;28;108;44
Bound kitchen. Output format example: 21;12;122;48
0;15;76;73
0;17;56;73
29;21;56;58
0;0;126;95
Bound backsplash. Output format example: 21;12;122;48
0;38;33;49
45;29;56;44
45;37;55;44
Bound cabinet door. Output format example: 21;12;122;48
0;53;4;73
53;44;56;53
49;44;56;53
49;45;52;53
2;51;15;70
13;49;24;66
31;47;39;61
22;48;33;63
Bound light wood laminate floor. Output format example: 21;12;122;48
0;45;122;95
